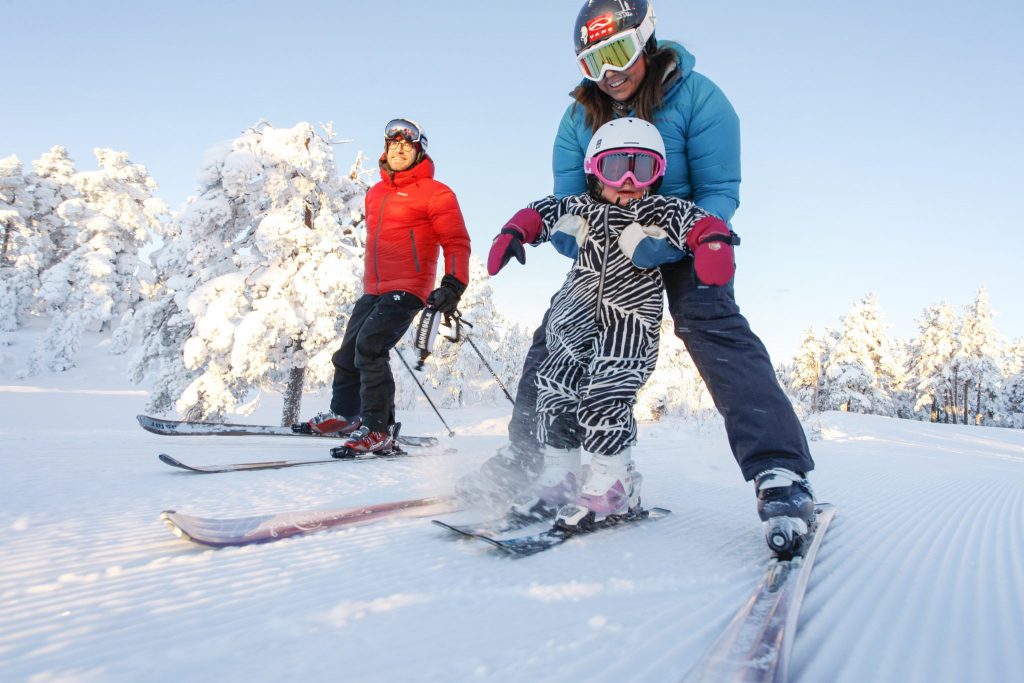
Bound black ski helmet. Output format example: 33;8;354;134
574;0;657;56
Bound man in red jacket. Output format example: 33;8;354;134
307;118;471;454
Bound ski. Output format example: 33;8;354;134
137;414;439;448
156;444;452;474
681;503;837;683
437;506;671;557
432;511;550;538
161;495;459;547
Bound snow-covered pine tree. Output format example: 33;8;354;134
128;141;245;414
26;146;79;272
905;302;959;422
952;288;1003;425
26;149;168;372
1002;338;1024;428
820;293;902;415
788;326;826;416
888;335;915;418
1;148;80;333
0;155;33;331
166;122;367;424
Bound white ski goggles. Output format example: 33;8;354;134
576;19;655;81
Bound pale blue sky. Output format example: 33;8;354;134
5;0;1023;360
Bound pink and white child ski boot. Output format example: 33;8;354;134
556;449;642;529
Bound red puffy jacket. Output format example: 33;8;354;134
363;156;471;302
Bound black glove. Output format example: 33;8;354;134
426;274;467;314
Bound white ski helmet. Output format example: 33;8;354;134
584;118;667;194
585;117;666;166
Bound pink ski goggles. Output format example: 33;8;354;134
584;148;666;188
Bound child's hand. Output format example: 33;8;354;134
619;222;685;268
686;216;739;286
488;208;542;275
550;215;589;260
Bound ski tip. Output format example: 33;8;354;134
159;510;188;540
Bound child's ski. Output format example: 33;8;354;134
435;506;671;557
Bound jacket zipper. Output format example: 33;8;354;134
409;228;420;272
595;205;610;325
372;193;391;290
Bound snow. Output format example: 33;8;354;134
1;328;1023;683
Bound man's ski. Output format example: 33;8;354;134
161;496;459;547
681;503;837;683
436;506;671;557
137;414;438;448
156;444;450;474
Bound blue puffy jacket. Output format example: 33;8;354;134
552;41;740;224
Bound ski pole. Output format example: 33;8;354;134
395;348;455;437
448;313;516;406
462;334;516;405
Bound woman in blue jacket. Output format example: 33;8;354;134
461;0;816;554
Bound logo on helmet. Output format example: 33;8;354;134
586;14;616;44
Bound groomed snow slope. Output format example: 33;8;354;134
1;343;1022;683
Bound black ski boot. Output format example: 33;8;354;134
755;468;816;558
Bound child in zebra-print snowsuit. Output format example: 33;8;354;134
494;118;736;526
495;118;737;524
528;192;709;456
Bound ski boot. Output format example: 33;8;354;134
453;442;541;509
331;424;395;458
509;446;581;520
755;468;816;557
298;411;362;435
555;449;642;531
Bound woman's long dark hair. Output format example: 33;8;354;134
569;46;677;130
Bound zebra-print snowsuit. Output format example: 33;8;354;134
528;193;710;455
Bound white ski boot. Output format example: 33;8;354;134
556;448;642;529
509;446;581;519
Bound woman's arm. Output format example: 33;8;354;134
552;105;588;198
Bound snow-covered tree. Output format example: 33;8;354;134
0;149;80;331
905;302;959;422
26;146;79;271
820;294;902;415
0;155;33;331
1003;339;1024;428
128;142;245;415
787;326;826;415
149;122;367;424
951;288;1003;425
25;149;168;372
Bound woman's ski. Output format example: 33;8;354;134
681;503;837;683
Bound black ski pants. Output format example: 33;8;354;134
330;291;424;432
508;256;815;480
